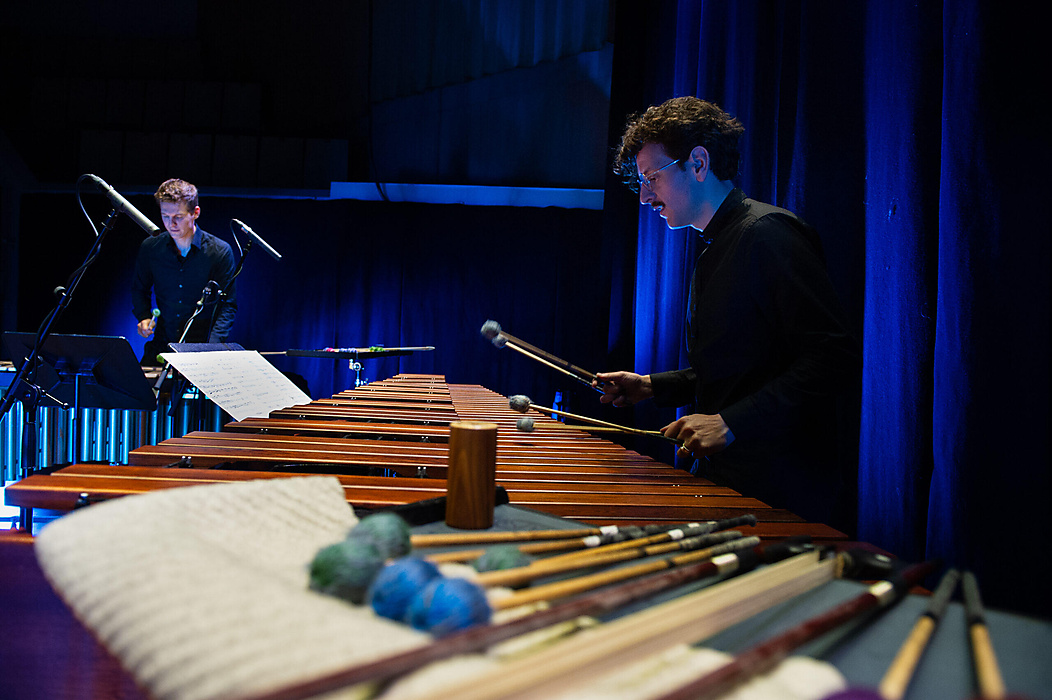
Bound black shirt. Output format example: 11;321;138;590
131;227;237;362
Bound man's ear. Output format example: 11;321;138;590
690;146;710;180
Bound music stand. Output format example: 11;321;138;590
2;333;157;414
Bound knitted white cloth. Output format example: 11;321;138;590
34;476;429;700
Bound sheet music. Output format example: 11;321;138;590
160;350;311;421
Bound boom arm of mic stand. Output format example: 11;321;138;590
208;247;245;337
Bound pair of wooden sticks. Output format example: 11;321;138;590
875;568;1007;700
655;565;1011;700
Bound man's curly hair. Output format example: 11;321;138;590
154;178;199;211
614;97;744;189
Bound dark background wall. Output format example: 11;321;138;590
0;0;613;190
1;0;622;414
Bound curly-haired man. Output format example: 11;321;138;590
596;97;860;530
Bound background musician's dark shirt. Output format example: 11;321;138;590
131;227;237;364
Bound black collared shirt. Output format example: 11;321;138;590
131;227;237;350
650;189;860;527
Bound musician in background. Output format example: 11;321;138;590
595;97;860;530
131;178;237;365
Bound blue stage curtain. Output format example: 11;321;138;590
612;0;1050;617
859;1;942;564
923;1;1051;616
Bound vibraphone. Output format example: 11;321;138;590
5;373;846;540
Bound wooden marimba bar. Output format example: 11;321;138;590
5;374;846;541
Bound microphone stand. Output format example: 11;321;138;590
159;285;217;423
0;205;122;530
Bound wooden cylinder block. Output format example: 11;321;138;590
445;420;498;529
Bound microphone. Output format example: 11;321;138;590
199;280;220;306
232;218;282;260
87;175;161;235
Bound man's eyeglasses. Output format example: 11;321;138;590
635;158;681;192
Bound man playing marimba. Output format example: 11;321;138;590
131;178;238;365
595;97;860;531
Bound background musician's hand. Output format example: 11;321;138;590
137;318;155;339
663;413;735;459
594;371;653;407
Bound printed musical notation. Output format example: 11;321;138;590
159;350;311;421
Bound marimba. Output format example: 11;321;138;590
4;375;1050;700
5;374;846;540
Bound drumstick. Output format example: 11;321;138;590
503;341;599;389
424;522;683;564
476;530;747;590
421;515;756;564
877;568;961;700
526;514;757;566
963;571;1007;699
490;534;758;610
230;538;819;700
651;559;939;700
148;307;160;331
411;526;615;548
509;394;680;444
